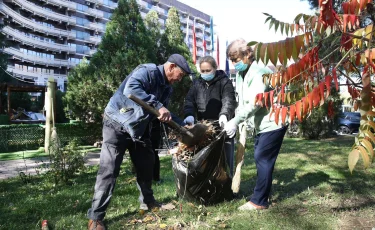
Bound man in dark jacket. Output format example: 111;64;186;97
87;54;191;230
183;56;236;176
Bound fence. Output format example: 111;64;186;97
0;123;102;153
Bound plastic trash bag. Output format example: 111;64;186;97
172;131;233;204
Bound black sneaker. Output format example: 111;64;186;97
147;201;162;211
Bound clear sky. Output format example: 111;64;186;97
178;0;316;69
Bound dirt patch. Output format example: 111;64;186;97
338;216;375;230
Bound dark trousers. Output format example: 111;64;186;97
249;126;287;207
224;137;235;177
87;119;155;220
151;121;162;181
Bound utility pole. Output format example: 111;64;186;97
44;77;56;153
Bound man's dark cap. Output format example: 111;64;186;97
167;54;192;74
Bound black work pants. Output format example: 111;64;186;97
87;119;155;220
151;120;162;181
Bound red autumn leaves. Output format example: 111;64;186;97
254;47;339;126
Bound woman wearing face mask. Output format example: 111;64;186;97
224;38;288;211
183;55;236;177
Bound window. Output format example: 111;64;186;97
76;3;88;12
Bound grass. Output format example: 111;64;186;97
0;135;374;229
0;146;100;161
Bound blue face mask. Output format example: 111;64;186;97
201;72;215;81
234;61;249;72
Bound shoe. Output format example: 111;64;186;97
238;201;267;211
147;201;162;211
88;219;106;230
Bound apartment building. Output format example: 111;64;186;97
137;0;213;58
0;0;213;91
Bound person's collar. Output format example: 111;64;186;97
158;65;169;85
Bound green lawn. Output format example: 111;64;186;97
0;146;100;161
0;136;374;229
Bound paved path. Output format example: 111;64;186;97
0;151;169;180
0;152;101;180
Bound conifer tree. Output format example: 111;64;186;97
159;7;197;117
65;0;157;122
144;10;162;63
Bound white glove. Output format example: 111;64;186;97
224;119;237;138
219;115;228;128
184;116;194;125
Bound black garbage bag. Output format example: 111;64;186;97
172;131;233;204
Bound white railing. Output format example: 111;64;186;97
205;36;211;42
2;26;76;53
40;0;76;10
0;2;76;38
89;36;102;44
136;0;148;9
195;23;205;30
151;6;165;16
7;0;76;25
84;22;105;31
84;49;97;56
87;8;104;18
197;50;204;57
3;47;77;67
206;45;212;51
196;32;204;39
196;41;203;47
7;65;67;81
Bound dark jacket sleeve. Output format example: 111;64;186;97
183;80;197;118
219;78;236;120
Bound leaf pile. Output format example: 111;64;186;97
169;120;220;161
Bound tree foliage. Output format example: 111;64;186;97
252;0;375;171
158;7;197;116
144;10;162;61
64;0;156;122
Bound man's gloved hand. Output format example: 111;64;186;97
219;115;228;128
183;116;194;125
224;119;237;138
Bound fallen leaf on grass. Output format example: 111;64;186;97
161;203;176;210
187;202;195;208
142;215;155;223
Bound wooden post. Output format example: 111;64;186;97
7;86;11;118
44;78;56;153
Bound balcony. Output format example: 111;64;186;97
196;32;204;39
7;65;67;81
84;22;105;32
88;36;102;44
2;26;76;53
197;50;204;57
6;0;76;25
40;0;76;11
195;23;205;30
87;8;104;18
3;47;76;67
196;41;203;47
84;49;97;56
136;0;149;9
151;6;166;16
0;2;76;38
